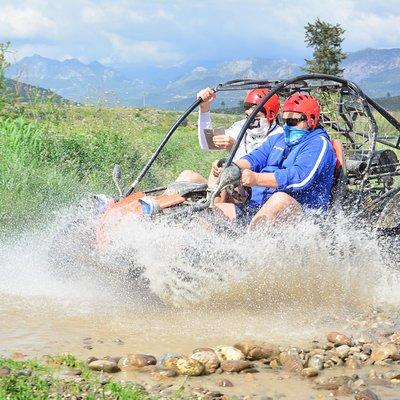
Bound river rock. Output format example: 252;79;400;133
220;360;252;373
279;352;303;373
336;345;350;358
215;346;245;362
234;341;280;360
389;331;400;345
369;343;398;363
383;370;400;380
314;375;353;391
355;388;381;400
327;332;352;346
125;354;157;368
191;349;220;374
157;352;183;368
346;356;362;369
0;367;10;377
216;378;233;387
175;357;204;376
88;360;120;373
301;367;318;378
308;354;324;370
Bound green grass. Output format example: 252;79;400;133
0;355;153;399
0;104;236;236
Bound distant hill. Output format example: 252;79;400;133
4;77;71;104
373;95;400;111
5;48;400;109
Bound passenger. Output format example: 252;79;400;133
175;87;281;185
213;92;336;229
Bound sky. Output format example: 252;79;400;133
1;0;399;68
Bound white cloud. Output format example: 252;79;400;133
104;32;184;65
0;6;57;39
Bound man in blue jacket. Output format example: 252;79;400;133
213;92;337;228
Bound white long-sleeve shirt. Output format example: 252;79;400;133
198;110;283;160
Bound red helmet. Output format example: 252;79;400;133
283;92;321;130
244;88;280;123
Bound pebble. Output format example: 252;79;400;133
191;349;220;374
279;352;303;373
149;368;177;380
175;357;204;376
234;341;280;360
335;344;350;358
215;346;245;362
369;343;398;363
216;379;234;387
269;359;279;369
103;356;122;364
220;360;252;373
125;354;157;368
157;352;182;368
346;356;362;369
301;367;318;377
15;370;32;377
88;360;120;373
383;370;400;380
390;331;400;345
308;354;324;370
86;356;98;364
0;367;11;377
327;332;352;346
355;388;381;400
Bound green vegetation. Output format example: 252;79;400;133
303;19;346;76
0;355;168;399
0;103;236;236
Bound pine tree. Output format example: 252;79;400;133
303;19;346;76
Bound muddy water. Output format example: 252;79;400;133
1;211;400;398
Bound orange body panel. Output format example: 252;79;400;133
96;192;185;248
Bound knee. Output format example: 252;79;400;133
176;170;197;181
269;191;295;204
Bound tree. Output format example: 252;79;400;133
0;42;10;91
303;19;346;76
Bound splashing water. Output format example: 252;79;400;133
1;203;399;355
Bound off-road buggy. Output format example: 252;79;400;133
50;74;400;282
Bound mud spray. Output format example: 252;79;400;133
0;203;399;356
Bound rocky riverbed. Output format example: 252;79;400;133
3;308;400;399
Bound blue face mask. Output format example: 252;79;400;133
283;124;309;146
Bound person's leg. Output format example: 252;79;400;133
214;202;237;220
175;170;208;184
249;192;302;229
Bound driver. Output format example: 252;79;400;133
213;92;337;228
174;87;282;186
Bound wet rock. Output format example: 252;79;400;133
301;367;318;378
216;379;234;387
86;356;98;364
356;332;375;345
355;388;381;400
215;346;245;362
369;343;398;363
234;341;280;360
175;357;204;376
327;332;352;346
269;359;279;369
157;352;182;368
127;354;157;368
346;356;362;369
220;360;252;373
314;375;353;390
191;349;220;374
280;352;303;373
0;367;10;377
336;344;351;358
103;356;122;364
308;354;324;371
352;379;366;390
390;331;400;345
88;360;120;373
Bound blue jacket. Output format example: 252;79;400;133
242;127;336;211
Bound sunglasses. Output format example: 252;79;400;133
283;116;307;126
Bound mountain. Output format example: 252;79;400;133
6;48;400;109
343;48;400;97
5;54;153;106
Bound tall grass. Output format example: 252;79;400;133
0;105;237;235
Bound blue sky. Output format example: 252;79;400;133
1;0;399;67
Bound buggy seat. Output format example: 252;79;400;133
330;139;347;206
